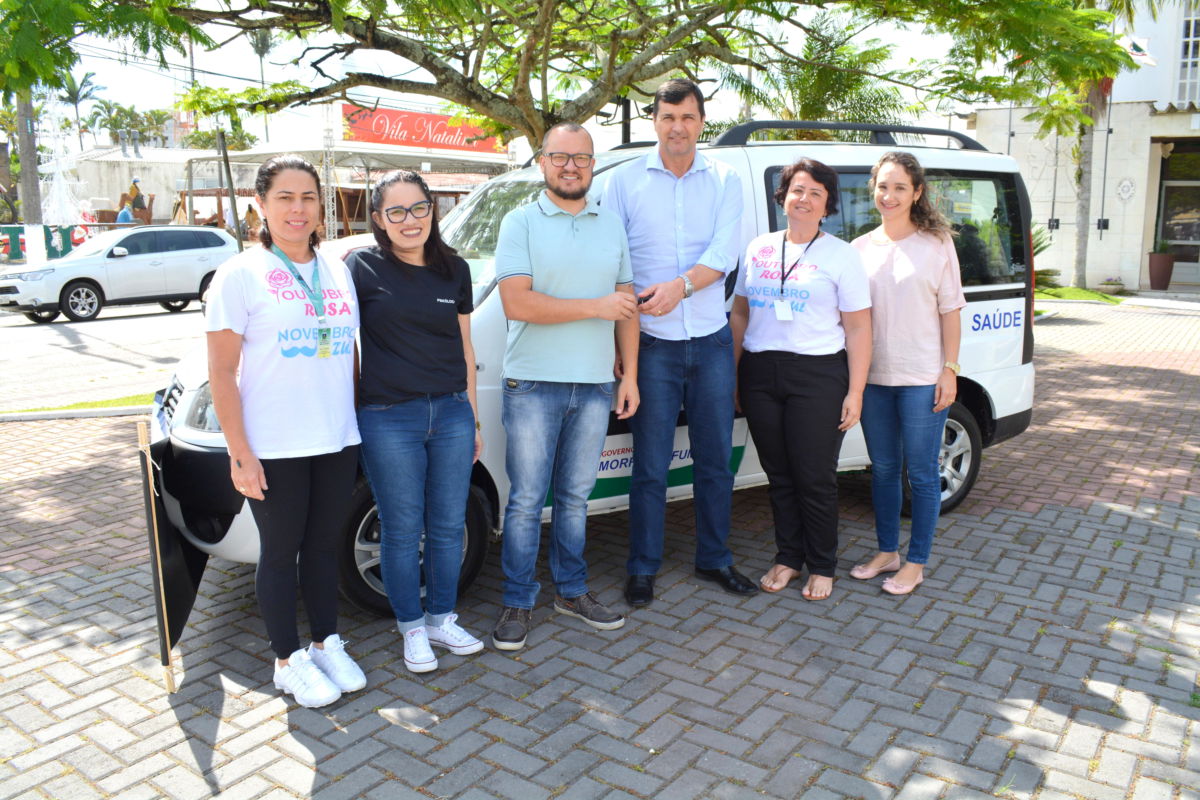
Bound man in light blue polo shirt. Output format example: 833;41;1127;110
491;122;641;651
603;77;757;606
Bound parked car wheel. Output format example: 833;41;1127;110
337;478;492;616
23;309;60;324
60;281;103;321
160;300;190;312
902;401;982;516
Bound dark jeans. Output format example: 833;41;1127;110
248;445;359;659
738;350;848;577
628;325;735;575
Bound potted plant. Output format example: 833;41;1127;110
1096;277;1125;295
1148;239;1175;290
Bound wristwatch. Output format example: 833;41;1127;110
679;274;694;298
943;361;961;375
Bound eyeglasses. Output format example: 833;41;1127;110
543;152;595;168
381;201;433;223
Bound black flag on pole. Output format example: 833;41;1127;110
138;421;209;690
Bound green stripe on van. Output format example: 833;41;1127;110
543;446;747;506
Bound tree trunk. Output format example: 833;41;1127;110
17;92;42;224
1072;82;1106;289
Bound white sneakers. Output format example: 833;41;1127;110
273;647;342;708
426;614;485;656
402;615;483;673
402;627;438;673
308;634;367;692
273;634;366;708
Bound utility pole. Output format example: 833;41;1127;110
17;91;43;224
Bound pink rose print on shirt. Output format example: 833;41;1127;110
756;245;776;261
266;267;293;301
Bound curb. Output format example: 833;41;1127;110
0;406;152;423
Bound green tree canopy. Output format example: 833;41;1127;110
1;0;1133;144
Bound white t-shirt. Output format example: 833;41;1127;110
206;246;360;459
735;230;871;355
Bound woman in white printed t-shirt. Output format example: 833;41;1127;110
730;157;872;603
205;155;366;708
849;151;966;596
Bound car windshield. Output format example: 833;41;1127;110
440;177;543;304
58;229;127;260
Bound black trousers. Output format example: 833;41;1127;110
248;445;359;659
738;350;848;577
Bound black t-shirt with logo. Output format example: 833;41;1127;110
346;245;473;404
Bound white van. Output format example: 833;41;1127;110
152;122;1034;615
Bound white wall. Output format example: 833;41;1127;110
974;97;1200;288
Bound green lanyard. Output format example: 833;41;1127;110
271;244;326;326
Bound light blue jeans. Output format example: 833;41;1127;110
500;379;614;608
860;384;949;565
357;393;475;626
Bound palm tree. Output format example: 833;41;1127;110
142;109;173;147
716;12;909;142
58;71;104;151
248;30;274;141
88;99;122;144
1069;1;1163;288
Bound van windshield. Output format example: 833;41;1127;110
441;178;543;303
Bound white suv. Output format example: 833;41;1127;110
152;122;1035;616
0;225;238;323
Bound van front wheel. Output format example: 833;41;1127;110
902;401;982;516
338;478;491;617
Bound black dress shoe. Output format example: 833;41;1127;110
625;574;655;607
694;565;758;596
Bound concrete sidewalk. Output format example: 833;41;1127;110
1;300;1197;799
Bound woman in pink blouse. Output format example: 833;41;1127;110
849;152;965;595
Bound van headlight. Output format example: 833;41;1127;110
183;383;224;433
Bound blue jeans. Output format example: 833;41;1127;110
357;393;475;624
628;324;735;576
501;380;614;608
860;384;949;565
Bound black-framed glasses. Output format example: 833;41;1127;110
544;152;595;168
382;201;433;223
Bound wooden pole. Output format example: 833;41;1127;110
137;421;177;694
216;131;242;251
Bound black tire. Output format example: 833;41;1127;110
60;281;103;321
901;401;983;516
24;310;60;324
338;478;492;617
160;299;190;312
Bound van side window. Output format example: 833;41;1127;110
765;167;1029;286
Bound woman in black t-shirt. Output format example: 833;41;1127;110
346;171;484;674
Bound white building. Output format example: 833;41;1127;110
973;4;1200;289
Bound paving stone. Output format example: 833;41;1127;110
3;302;1200;799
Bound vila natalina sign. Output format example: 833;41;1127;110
341;104;502;154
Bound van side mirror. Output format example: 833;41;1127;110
110;246;128;258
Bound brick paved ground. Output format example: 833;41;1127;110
1;300;1197;799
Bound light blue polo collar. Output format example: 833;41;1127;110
647;147;710;176
536;190;600;217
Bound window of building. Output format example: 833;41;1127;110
1179;14;1200;103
